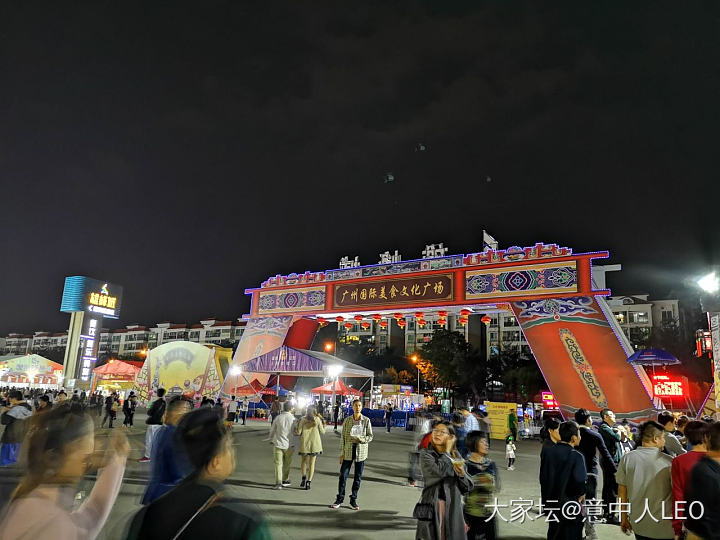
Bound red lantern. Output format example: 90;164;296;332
438;317;447;327
438;310;448;318
344;322;353;330
417;319;426;328
458;316;468;326
379;321;388;329
460;309;471;317
397;319;406;328
361;322;370;330
414;312;424;319
481;315;492;326
354;314;364;322
372;314;382;321
336;316;345;323
393;312;404;321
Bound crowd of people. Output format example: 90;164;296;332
6;384;720;540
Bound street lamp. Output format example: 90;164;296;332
698;272;720;294
324;342;335;353
229;365;242;398
327;364;343;429
411;355;421;394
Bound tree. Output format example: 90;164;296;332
420;329;489;405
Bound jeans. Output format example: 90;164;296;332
101;410;115;428
0;443;20;466
601;464;618;515
336;459;365;503
144;424;162;459
584;475;598;536
273;447;294;485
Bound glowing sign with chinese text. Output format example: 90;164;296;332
61;276;123;319
652;374;684;397
79;314;101;382
332;274;454;309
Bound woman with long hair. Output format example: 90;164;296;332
0;402;128;539
127;407;270;539
415;420;472;540
295;405;326;490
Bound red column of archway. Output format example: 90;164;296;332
511;296;655;422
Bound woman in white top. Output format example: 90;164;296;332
0;402;128;540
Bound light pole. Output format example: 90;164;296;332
229;365;242;398
411;354;420;393
327;364;343;430
697;271;720;419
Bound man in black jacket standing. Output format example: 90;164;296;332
140;388;166;463
686;421;720;540
575;409;616;540
539;421;587;540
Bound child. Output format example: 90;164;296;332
505;435;516;470
465;430;499;540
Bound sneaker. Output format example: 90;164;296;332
350;499;359;510
408;481;416;487
273;484;283;490
138;457;150;463
281;481;291;487
329;501;342;509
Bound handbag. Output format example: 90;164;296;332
412;502;435;521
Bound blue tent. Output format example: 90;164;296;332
627;349;680;366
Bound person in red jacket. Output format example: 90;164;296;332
671;420;709;539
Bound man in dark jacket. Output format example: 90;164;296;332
140;388;166;463
539;421;587;540
575;409;616;540
686;422;720;540
598;408;624;522
0;390;32;466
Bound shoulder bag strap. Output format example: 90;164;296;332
171;493;220;540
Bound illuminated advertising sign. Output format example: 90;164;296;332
79;314;102;382
60;276;123;319
652;374;685;398
541;391;560;410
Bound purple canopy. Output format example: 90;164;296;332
242;346;373;378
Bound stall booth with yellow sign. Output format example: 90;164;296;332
485;401;518;440
373;384;425;411
91;360;140;394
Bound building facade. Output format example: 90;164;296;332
605;294;681;349
2;319;246;359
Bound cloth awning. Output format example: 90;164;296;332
310;379;362;396
93;360;140;377
241;346;374;378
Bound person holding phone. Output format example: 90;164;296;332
414;420;472;540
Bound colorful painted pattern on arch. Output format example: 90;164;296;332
465;261;577;300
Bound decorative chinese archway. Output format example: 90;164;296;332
224;243;656;421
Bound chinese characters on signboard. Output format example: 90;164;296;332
333;274;453;309
79;315;101;382
652;374;684;397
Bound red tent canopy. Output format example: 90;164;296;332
231;378;265;396
93;360;140;378
310;379;362;396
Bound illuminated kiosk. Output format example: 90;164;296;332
226;243;658;421
60;276;123;390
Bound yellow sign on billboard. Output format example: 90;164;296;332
485;401;518;440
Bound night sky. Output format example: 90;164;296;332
2;3;719;335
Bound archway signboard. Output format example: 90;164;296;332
227;243;655;421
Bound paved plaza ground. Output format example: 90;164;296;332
0;414;631;539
